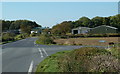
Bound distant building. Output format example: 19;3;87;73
89;25;118;34
31;27;42;34
72;27;91;34
6;30;20;34
72;25;118;34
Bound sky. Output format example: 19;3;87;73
1;2;118;27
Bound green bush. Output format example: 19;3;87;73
15;33;29;40
58;47;119;72
30;32;36;37
2;33;15;41
36;34;54;44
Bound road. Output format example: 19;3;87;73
1;37;82;73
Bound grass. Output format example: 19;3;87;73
0;40;16;44
36;47;120;72
35;50;71;73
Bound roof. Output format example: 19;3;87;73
32;27;42;31
72;27;91;30
92;25;118;30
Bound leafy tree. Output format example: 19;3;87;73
2;20;13;31
52;21;73;35
77;17;92;27
102;17;110;25
109;14;120;32
9;20;41;30
91;16;103;27
20;24;31;34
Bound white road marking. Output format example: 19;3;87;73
38;48;43;58
42;48;48;56
28;60;34;74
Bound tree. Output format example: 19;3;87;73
9;20;41;30
77;17;92;27
2;20;13;31
109;14;120;32
91;16;104;27
51;21;73;35
102;17;110;25
20;24;31;34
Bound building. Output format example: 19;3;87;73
31;27;42;34
6;30;20;34
72;25;118;34
72;27;91;34
89;25;118;34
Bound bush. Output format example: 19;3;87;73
58;47;119;72
2;33;15;41
36;34;54;44
15;33;29;40
30;32;36;37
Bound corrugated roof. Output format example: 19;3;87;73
92;25;117;29
72;27;91;30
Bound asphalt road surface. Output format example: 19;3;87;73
2;37;83;73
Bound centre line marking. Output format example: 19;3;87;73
28;60;34;74
42;48;48;56
38;48;43;58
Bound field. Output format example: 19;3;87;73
54;37;119;46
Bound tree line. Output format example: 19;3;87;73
1;20;41;34
52;14;120;35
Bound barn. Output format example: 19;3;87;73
72;27;91;34
89;25;118;34
71;25;118;34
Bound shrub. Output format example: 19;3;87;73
14;33;29;40
36;34;54;44
2;33;15;41
58;47;119;72
30;32;36;37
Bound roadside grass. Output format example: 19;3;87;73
0;40;16;44
35;50;71;72
36;47;120;72
107;43;120;59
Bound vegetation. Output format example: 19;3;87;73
1;33;29;44
1;20;41;34
52;14;120;35
54;37;119;46
14;33;29;40
36;34;54;45
2;33;16;42
0;20;41;44
36;47;120;72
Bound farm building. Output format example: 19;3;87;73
31;27;42;34
89;25;118;34
72;27;91;34
72;25;118;34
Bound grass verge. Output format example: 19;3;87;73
36;47;120;72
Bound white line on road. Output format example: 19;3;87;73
42;48;48;56
38;48;43;58
28;60;34;74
